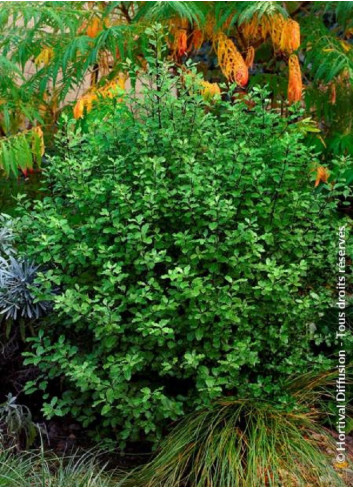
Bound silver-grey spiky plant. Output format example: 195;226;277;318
0;256;51;320
0;214;16;257
0;393;38;449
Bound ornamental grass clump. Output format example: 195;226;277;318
126;398;344;487
125;371;351;487
17;30;352;444
126;371;352;487
0;448;116;487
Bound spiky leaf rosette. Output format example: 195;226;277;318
0;256;51;320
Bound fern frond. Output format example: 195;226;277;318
213;1;288;33
134;1;205;25
235;1;287;25
302;22;353;83
324;1;353;30
0;128;43;177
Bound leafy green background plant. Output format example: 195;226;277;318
16;34;352;445
0;1;353;178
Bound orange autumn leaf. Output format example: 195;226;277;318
222;14;234;31
178;17;189;30
288;54;302;103
73;98;85;119
315;166;329;187
260;16;272;40
99;73;127;98
73;92;97;119
245;46;255;69
204;14;215;41
270;15;300;53
240;15;274;44
35;47;54;66
175;29;188;57
270;13;286;50
215;33;248;87
86;16;102;38
116;73;126;91
32;126;45;156
85;92;98;112
168;16;188;39
240;15;262;43
73;72;127;119
340;40;351;52
200;81;221;100
344;26;353;37
280;19;300;53
190;29;204;51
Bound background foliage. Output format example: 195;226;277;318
0;1;352;177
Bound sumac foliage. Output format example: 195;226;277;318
0;1;353;176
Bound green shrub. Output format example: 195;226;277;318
17;33;351;444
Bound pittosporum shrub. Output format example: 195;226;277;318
17;33;352;444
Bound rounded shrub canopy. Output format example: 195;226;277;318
19;51;351;443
